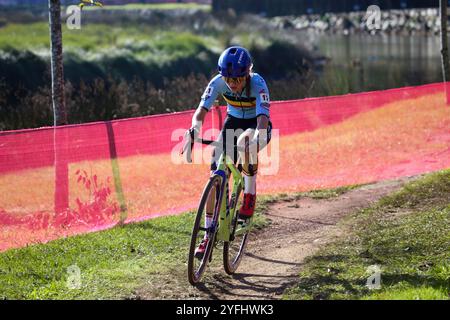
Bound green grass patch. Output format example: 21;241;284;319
0;213;194;299
0;22;215;55
0;193;272;300
262;184;361;205
0;182;359;300
284;170;450;300
0;22;218;88
0;23;50;50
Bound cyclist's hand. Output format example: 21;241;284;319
189;126;201;141
180;128;198;163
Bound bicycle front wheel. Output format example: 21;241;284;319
188;174;223;286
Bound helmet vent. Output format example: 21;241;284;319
229;48;238;55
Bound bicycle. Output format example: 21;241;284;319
181;131;253;286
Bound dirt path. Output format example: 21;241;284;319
136;176;417;300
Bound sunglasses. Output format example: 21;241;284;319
223;76;247;85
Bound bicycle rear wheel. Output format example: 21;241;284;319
188;175;223;285
223;184;249;275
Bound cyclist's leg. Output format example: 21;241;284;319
237;129;258;175
236;120;273;175
236;129;258;217
236;123;272;218
196;165;218;256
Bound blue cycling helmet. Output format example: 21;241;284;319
218;46;252;78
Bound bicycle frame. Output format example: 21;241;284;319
213;152;251;242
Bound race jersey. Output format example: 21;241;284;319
199;73;270;119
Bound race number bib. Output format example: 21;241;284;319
202;86;214;101
260;93;270;103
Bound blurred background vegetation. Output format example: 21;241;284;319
0;0;444;130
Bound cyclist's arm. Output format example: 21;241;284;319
251;114;269;149
256;114;269;131
191;107;208;132
192;75;223;131
199;75;223;112
253;75;271;140
254;75;271;120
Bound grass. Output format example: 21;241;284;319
0;192;273;300
261;185;361;205
0;213;191;299
283;169;450;300
0;22;215;56
0;180;361;300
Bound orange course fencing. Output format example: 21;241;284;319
0;82;449;251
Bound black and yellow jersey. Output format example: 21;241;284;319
199;73;270;119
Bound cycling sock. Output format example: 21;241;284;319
244;175;256;195
205;214;213;239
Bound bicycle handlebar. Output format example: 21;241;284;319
180;130;249;164
193;137;246;153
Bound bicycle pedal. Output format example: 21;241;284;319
238;220;250;229
215;241;224;250
237;218;250;226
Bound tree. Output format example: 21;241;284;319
48;0;69;214
48;0;67;125
440;0;450;104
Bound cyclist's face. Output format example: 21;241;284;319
223;76;247;93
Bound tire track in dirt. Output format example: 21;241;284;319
136;176;418;300
191;177;417;300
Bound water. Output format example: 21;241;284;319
311;33;443;95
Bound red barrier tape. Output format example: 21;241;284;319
0;82;444;174
0;82;449;251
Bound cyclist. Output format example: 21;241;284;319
186;46;272;258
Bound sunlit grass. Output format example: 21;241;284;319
0;192;269;300
284;169;450;300
0;23;50;49
0;22;216;61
